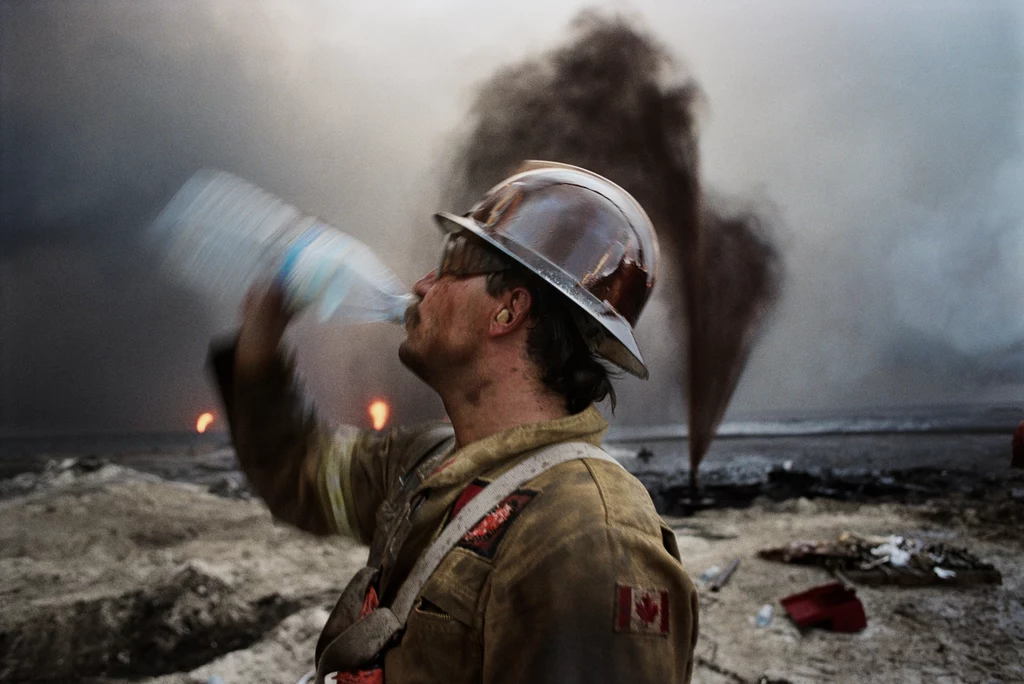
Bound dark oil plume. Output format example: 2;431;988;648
445;12;782;484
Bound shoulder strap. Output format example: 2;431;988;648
315;441;618;677
391;440;618;621
315;426;454;666
367;425;454;569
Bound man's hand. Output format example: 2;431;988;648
236;282;295;375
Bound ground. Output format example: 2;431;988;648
1;463;1021;684
671;500;1022;683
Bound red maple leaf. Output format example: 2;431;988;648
635;594;660;624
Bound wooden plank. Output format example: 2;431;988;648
844;569;1002;587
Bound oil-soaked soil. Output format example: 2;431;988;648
1;450;1021;684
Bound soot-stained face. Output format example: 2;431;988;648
400;229;517;387
398;268;495;389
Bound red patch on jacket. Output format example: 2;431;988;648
325;669;382;684
615;585;670;636
359;585;379;619
452;479;535;559
324;588;383;684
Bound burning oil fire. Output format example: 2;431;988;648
195;412;215;434
368;400;390;431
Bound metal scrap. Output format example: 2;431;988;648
710;559;741;592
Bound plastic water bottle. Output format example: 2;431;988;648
151;170;414;324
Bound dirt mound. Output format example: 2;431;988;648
0;476;367;683
148;607;329;684
0;562;298;683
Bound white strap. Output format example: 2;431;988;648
391;440;618;621
315;440;619;677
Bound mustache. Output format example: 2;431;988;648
405;301;421;327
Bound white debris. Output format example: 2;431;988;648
699;566;722;583
870;536;911;567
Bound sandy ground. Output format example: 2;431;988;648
1;464;1021;684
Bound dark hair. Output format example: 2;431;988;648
486;266;616;414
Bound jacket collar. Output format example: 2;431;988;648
419;404;608;493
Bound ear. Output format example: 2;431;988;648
488;287;532;337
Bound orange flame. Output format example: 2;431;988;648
368;400;390;431
196;412;215;434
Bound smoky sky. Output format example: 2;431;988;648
1;1;1022;435
443;12;782;476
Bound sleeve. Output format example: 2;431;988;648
482;525;699;684
331;422;453;544
207;338;428;541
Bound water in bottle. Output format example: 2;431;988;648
150;170;414;324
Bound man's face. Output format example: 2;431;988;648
398;232;507;386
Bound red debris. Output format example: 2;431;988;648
780;582;867;633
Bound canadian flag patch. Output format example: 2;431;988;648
615;584;670;636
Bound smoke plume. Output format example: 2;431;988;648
1;1;1019;437
445;13;782;476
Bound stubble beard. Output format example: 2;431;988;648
398;327;448;391
399;328;474;395
398;338;428;382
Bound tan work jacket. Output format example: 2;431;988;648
210;342;698;683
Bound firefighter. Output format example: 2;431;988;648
210;161;698;683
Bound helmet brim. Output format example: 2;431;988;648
433;211;649;379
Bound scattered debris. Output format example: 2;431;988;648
759;532;1002;587
699;566;722;584
869;535;911;567
694;656;747;684
694;655;793;684
710;558;741;592
780;582;867;633
3;462;1021;683
755;604;773;628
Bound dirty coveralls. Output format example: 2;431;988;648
211;342;699;683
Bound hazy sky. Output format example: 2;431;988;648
1;0;1022;434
